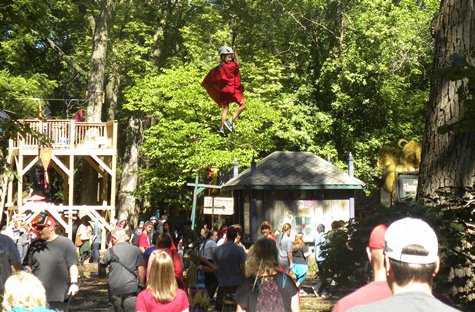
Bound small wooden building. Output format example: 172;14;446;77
222;151;365;242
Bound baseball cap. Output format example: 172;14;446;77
384;217;438;264
368;224;387;249
35;214;56;227
145;221;154;227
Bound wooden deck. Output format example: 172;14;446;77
9;119;117;156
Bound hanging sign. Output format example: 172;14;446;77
203;196;234;215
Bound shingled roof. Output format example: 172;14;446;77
222;151;365;191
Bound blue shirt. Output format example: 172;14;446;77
214;242;246;287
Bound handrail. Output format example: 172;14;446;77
10;119;115;149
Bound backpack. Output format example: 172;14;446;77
0;244;12;294
255;275;286;312
131;229;140;246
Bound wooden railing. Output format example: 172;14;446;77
9;119;116;149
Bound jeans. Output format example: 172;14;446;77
204;270;218;299
91;242;100;263
110;293;137;312
48;300;70;312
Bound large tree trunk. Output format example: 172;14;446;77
118;115;143;226
418;0;475;200
80;0;115;205
106;64;120;121
86;0;115;122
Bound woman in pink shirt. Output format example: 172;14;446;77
137;251;189;312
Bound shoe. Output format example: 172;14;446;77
321;290;331;298
218;127;227;137
311;285;319;297
299;289;307;295
224;119;234;132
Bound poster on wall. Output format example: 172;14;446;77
295;200;321;243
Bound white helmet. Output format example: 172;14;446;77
218;46;234;56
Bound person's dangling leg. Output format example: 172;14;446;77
232;99;246;122
226;100;246;132
219;105;229;135
221;105;229;127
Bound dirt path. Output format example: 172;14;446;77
69;264;338;311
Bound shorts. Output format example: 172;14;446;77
218;92;244;107
293;263;308;284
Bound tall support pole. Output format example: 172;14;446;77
191;176;200;230
187;176;221;230
348;152;355;219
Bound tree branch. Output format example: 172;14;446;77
45;38;88;77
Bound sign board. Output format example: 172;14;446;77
204;196;234;215
396;173;418;202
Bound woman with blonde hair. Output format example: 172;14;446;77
2;271;55;311
234;238;300;312
136;251;189;312
276;223;293;272
291;233;310;290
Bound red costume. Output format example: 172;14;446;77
202;61;244;107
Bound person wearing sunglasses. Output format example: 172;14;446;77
23;213;79;312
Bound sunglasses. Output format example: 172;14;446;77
35;225;49;231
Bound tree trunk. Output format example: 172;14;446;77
118;115;143;226
86;0;115;122
81;0;115;205
106;64;120;121
418;0;475;200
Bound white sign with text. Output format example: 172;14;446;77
203;196;234;215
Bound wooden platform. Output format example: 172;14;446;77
6;119;118;244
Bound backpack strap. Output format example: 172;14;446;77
282;273;287;288
109;247;137;279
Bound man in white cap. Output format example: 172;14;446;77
349;217;460;312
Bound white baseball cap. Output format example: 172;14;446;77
384;217;438;264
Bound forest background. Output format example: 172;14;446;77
2;0;475;309
0;0;440;215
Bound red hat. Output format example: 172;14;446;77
36;215;56;227
368;224;387;249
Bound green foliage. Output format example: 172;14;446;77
0;0;441;210
320;190;475;310
0;69;57;118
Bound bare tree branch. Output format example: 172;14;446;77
45;38;87;77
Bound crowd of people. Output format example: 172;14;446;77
0;211;462;312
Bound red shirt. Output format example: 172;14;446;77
332;281;392;312
136;288;189;312
137;232;151;249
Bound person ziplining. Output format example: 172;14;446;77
201;46;246;136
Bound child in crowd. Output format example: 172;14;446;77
292;232;310;292
185;252;216;312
